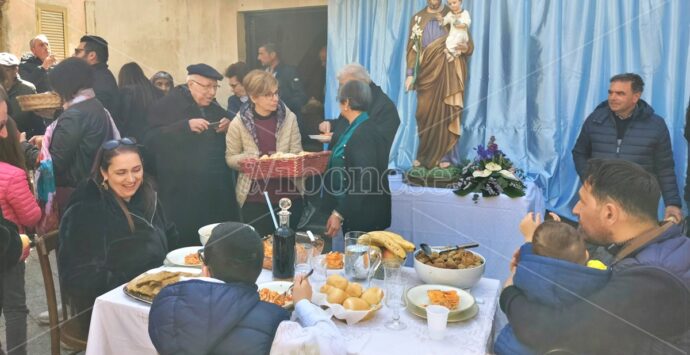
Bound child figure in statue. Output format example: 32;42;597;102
439;0;471;62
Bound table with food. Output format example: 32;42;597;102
85;228;501;355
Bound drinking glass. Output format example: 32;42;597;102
294;236;313;275
310;254;328;289
384;262;406;330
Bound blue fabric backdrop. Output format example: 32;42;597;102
325;0;690;218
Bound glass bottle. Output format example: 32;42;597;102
272;198;295;279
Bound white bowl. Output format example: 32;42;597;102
413;249;485;289
198;223;220;246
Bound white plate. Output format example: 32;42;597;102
309;134;332;142
258;281;294;309
199;223;220;246
406;284;475;314
166;246;204;268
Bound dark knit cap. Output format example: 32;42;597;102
204;222;263;283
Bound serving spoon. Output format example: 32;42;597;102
419;242;479;257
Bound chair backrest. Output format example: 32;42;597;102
35;230;87;355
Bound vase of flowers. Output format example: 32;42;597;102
454;136;526;198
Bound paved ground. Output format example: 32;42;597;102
1;252;73;355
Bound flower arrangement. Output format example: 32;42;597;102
454;136;526;198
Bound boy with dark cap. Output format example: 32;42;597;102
148;222;344;355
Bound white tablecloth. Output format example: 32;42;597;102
86;268;500;355
388;175;544;282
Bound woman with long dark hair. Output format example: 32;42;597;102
0;86;41;355
58;138;177;338
117;62;163;141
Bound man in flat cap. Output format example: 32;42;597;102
74;35;119;119
0;52;45;138
146;64;239;247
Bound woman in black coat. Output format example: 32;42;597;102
322;80;391;237
58;139;177;337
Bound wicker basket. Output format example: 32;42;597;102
239;151;331;179
16;92;62;111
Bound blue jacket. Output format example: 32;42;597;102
495;243;611;355
148;279;290;355
500;224;690;354
572;99;681;207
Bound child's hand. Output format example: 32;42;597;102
548;212;561;222
435;14;444;23
519;212;542;242
292;273;313;304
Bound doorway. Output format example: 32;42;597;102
243;6;327;101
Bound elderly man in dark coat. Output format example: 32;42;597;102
146;64;239;247
321;63;401;161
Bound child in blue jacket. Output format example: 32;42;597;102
495;213;611;355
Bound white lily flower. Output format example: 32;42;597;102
499;170;519;181
485;162;502;172
473;169;492;178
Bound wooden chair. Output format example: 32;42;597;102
35;230;88;355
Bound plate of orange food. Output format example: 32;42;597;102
405;284;478;322
166;246;205;268
258;281;294;309
324;251;344;270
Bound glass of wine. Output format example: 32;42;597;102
383;262;406;330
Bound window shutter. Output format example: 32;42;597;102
36;6;68;60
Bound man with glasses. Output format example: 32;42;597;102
146;64;239;247
224;61;250;119
73;35;119;120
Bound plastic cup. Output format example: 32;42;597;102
426;305;450;340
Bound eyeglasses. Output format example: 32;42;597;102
262;90;280;98
197;248;207;265
191;79;221;92
101;137;136;150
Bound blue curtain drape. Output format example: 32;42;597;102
326;0;690;218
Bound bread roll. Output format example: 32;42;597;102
320;284;333;293
345;282;363;297
326;274;348;290
361;287;384;305
343;297;371;311
326;287;348;304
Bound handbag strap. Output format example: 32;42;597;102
612;221;673;264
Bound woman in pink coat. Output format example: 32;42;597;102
0;86;41;355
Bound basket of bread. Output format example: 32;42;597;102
239;151;331;179
16;92;62;111
313;274;384;325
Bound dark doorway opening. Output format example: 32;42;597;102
243;6;327;74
